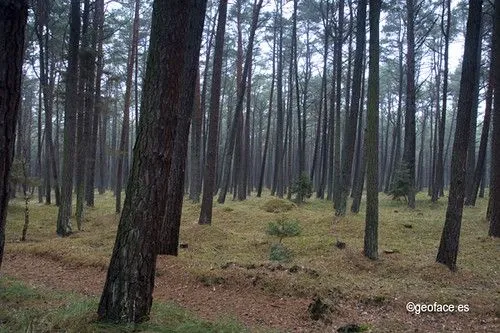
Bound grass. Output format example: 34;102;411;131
3;189;500;330
0;277;249;333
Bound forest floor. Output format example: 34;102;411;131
1;191;499;332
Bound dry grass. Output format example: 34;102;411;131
5;190;500;320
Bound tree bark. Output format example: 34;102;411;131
436;0;483;271
488;0;500;237
403;0;417;209
115;0;140;214
0;0;28;270
75;0;91;229
217;0;264;204
332;0;344;206
199;0;228;225
364;0;380;260
470;57;493;206
86;0;105;206
272;0;285;198
98;0;207;322
257;13;276;198
189;72;202;202
56;0;81;237
336;0;367;215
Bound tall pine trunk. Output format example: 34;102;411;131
488;0;500;237
336;0;367;215
403;0;417;209
115;0;140;214
364;0;380;260
199;0;228;224
56;0;80;236
98;0;207;322
436;0;483;271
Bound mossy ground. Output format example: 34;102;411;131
2;190;499;331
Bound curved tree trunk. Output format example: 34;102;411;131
98;0;207;322
436;0;483;271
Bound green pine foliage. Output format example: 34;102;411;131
266;218;301;243
389;162;411;202
269;243;292;262
290;173;313;204
266;218;301;262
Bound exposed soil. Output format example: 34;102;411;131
2;252;499;332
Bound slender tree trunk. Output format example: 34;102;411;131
74;0;92;229
272;0;284;198
189;72;202;202
218;0;264;204
257;15;276;198
317;18;330;200
488;0;500;237
436;0;483;271
417;108;428;191
464;30;482;205
56;0;81;237
336;0;367;215
116;0;140;214
199;0;228;222
98;104;108;194
86;0;104;206
36;0;52;205
332;0;344;206
432;0;451;202
386;28;405;193
239;56;252;200
351;130;366;214
364;0;380;260
380;97;391;191
403;0;417;209
470;58;493;206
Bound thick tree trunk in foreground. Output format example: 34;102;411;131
56;0;81;237
436;0;482;271
98;0;207;322
0;0;28;270
364;0;380;260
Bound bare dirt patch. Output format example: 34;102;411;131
2;252;316;332
2;252;498;332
